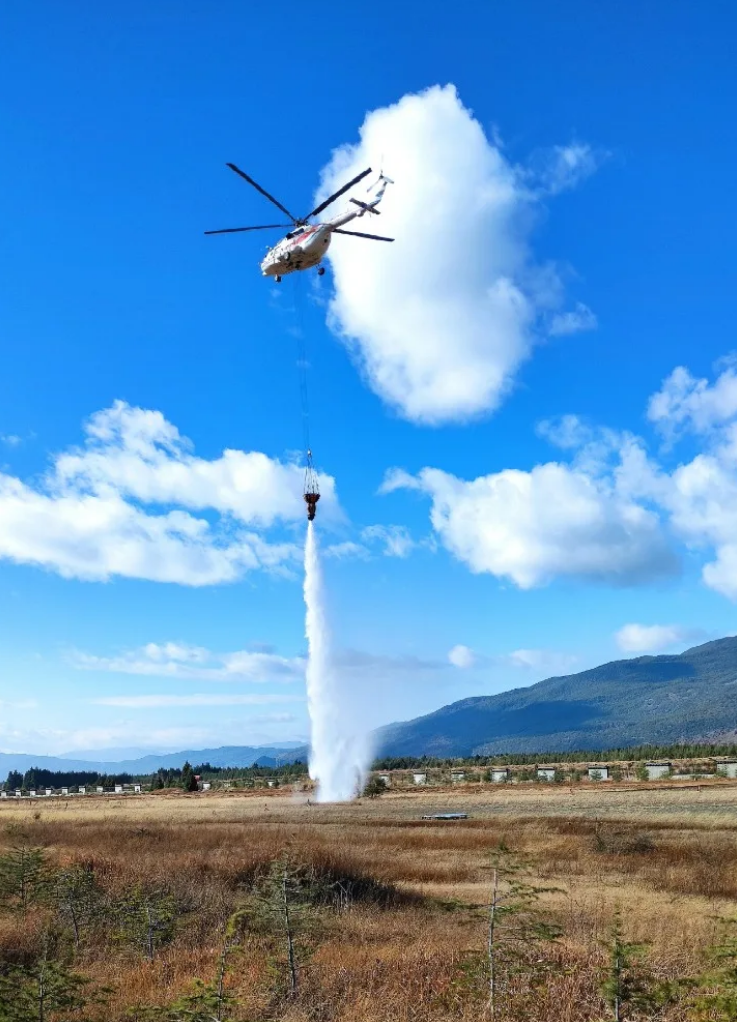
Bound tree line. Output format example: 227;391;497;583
3;769;136;791
372;742;737;770
4;760;310;793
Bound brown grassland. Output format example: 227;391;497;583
2;781;737;1020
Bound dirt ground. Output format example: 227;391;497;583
3;778;737;828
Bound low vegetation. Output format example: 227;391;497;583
1;786;737;1021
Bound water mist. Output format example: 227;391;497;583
303;522;372;802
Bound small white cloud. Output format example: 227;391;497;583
0;435;21;447
648;364;737;443
318;85;598;425
531;143;603;196
504;649;577;673
92;694;303;709
70;642;304;682
336;649;442;672
615;623;705;653
362;524;416;558
378;468;422;495
324;541;370;561
549;302;598;337
448;644;574;673
536;414;592;450
448;644;477;669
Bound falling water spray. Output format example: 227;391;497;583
303;522;372;802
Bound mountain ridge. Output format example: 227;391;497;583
373;636;737;756
0;744;308;777
4;638;737;773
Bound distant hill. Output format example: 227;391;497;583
7;637;737;773
375;637;737;756
0;744;308;777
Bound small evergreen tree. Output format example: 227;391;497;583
692;918;737;1020
52;862;102;947
362;776;387;798
239;856;316;999
5;770;22;791
114;886;178;960
0;948;102;1022
483;848;561;1018
0;846;49;917
129;979;238;1022
599;911;677;1020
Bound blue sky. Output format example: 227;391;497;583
2;1;737;756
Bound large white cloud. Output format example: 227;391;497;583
318;85;596;425
0;401;336;585
383;456;676;589
54;401;337;526
643;364;737;599
384;359;737;600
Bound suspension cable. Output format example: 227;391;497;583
292;276;318;497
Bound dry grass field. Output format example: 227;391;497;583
1;782;737;1020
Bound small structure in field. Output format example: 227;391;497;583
96;786;104;794
537;768;556;782
78;786;87;795
421;813;468;821
378;774;391;787
717;761;737;778
491;768;509;783
44;788;53;796
114;785;123;794
644;762;671;780
133;784;142;793
200;781;211;791
587;766;610;781
451;771;466;782
0;791;6;799
61;787;69;796
412;772;428;785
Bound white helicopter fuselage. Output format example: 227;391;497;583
260;223;332;278
260;176;390;279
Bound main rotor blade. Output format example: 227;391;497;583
226;163;299;223
204;224;292;235
306;167;373;220
333;228;394;242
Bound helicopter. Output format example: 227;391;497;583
205;164;394;282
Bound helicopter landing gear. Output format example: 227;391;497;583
317;266;325;276
275;275;282;283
